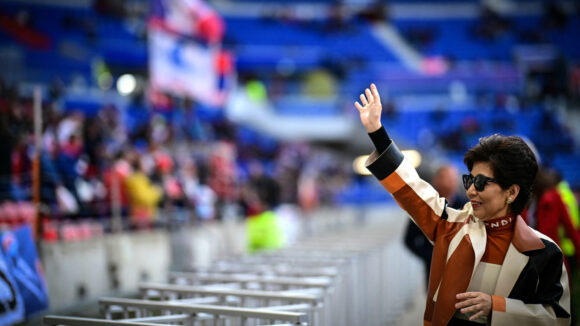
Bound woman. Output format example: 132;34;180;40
355;84;571;325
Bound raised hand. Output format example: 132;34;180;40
354;83;383;133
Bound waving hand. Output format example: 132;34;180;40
355;83;383;133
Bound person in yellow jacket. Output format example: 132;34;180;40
245;177;285;254
246;209;285;254
125;161;163;228
557;179;580;324
557;180;580;258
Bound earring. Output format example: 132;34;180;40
506;197;513;204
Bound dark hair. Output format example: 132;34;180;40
463;134;538;215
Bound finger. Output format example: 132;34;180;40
456;292;477;300
365;88;373;102
469;309;486;321
360;94;368;106
455;298;478;309
355;101;363;111
371;83;381;102
460;302;482;314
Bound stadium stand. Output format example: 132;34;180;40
0;0;579;324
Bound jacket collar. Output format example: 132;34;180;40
512;215;545;252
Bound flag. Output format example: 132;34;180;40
148;0;232;107
149;28;230;107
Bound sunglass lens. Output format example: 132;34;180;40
474;175;484;191
462;175;472;190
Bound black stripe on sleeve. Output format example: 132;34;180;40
368;126;392;154
366;141;405;181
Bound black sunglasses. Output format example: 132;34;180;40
462;174;498;191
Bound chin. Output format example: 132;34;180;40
473;212;491;221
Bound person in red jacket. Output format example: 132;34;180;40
523;168;580;267
523;167;580;325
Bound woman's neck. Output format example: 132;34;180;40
483;214;516;231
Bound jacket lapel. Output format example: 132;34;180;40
467;215;486;278
512;215;545;252
431;218;486;326
494;243;529;296
429;216;543;325
494;216;544;297
432;233;475;326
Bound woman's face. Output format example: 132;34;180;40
466;162;511;221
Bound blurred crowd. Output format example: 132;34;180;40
2;0;579;244
0;79;353;239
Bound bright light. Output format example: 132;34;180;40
353;155;372;176
402;150;422;168
117;74;136;96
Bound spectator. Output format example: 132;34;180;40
522;167;580;325
556;178;580;323
245;172;285;254
248;160;280;209
180;158;216;221
246;206;285;254
124;154;163;229
524;168;580;265
103;150;133;219
209;141;237;219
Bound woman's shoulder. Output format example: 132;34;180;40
523;229;566;276
513;216;557;253
529;228;564;255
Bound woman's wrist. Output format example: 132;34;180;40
368;126;391;153
366;123;382;133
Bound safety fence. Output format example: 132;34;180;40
43;213;422;326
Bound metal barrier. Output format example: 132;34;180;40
43;213;421;326
43;315;170;326
169;271;333;290
99;297;308;325
44;315;298;326
138;282;323;325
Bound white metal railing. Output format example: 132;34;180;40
43;216;420;326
